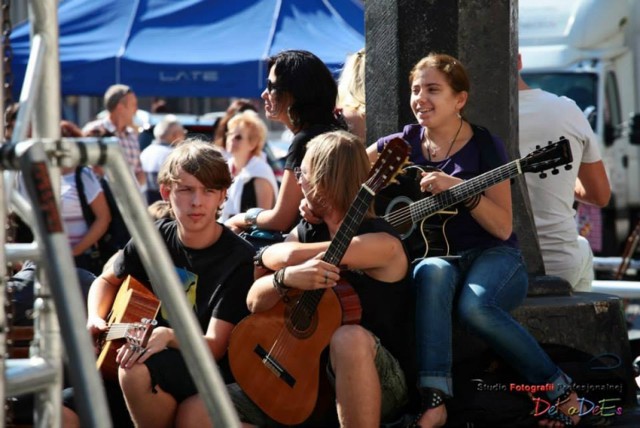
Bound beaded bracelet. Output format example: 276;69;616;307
253;245;270;269
272;267;291;298
464;194;482;211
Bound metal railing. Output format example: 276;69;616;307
2;0;240;426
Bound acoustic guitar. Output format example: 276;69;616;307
228;138;409;426
96;276;160;382
377;138;574;259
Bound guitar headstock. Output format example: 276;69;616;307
124;318;157;349
367;137;411;193
520;137;573;177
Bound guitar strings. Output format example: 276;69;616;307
383;163;518;228
104;323;134;340
266;210;359;361
265;181;375;361
265;164;403;361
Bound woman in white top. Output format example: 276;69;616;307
61;166;112;274
219;111;278;222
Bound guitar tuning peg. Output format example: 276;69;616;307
539;172;547;179
564;164;572;171
535;145;541;150
551;168;559;175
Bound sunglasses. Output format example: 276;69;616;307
293;167;306;181
266;79;282;93
226;133;244;141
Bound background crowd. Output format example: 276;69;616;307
4;45;615;428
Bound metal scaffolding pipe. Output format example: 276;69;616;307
591;280;640;299
11;33;46;145
5;358;58;397
5;242;40;263
28;0;60;140
17;141;112;428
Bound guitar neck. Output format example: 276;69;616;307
408;159;522;222
105;323;135;341
304;186;375;308
324;187;374;265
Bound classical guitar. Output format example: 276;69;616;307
96;276;160;382
228;138;409;426
377;138;573;259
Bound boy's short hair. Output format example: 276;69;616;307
157;138;232;191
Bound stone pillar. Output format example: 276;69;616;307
365;0;638;419
366;0;545;277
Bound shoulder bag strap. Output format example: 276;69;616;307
75;167;95;226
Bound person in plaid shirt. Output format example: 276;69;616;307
83;84;145;187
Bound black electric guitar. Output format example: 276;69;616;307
376;138;573;259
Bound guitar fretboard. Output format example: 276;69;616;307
299;187;374;314
387;159;522;228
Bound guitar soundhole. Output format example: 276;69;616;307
284;300;318;340
385;196;415;239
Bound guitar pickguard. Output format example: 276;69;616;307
376;165;457;260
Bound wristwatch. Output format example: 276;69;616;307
244;207;265;227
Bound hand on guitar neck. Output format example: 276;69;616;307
94;276;161;382
115;318;158;369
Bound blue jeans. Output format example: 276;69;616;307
413;246;572;400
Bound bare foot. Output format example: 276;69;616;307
538;391;581;427
416;404;447;428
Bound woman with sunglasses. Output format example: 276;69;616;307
219;111;278;222
225;49;345;236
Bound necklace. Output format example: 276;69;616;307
425;117;463;161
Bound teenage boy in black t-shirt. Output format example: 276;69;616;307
63;139;254;428
179;131;411;427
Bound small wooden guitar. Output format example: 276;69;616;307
228;138;409;426
96;276;160;382
377;138;573;259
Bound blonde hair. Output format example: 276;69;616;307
227;111;268;157
148;200;173;220
337;48;366;115
304;130;373;217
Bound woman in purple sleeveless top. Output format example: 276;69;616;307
368;53;581;427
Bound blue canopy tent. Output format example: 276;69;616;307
10;0;364;98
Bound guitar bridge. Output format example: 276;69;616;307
254;344;296;388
